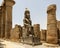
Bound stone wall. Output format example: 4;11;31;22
10;25;22;42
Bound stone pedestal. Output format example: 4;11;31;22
21;33;40;45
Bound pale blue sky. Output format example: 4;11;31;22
0;0;60;29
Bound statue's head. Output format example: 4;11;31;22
24;8;30;19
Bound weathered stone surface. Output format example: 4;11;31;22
40;29;46;42
33;24;40;39
10;25;22;42
57;21;60;44
46;4;58;44
2;5;6;38
0;6;2;38
57;21;60;30
4;0;15;39
0;0;15;39
0;4;5;38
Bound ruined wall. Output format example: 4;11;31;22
10;25;22;42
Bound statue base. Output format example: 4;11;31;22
21;36;41;45
43;43;59;48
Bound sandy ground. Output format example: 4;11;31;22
0;39;60;48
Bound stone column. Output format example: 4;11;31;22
33;24;40;39
40;29;46;42
1;4;6;38
0;5;5;38
57;21;60;31
5;0;15;39
0;6;2;38
57;21;60;44
46;4;58;44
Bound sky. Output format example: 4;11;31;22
0;0;60;29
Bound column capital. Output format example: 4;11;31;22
47;4;56;13
5;0;15;6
